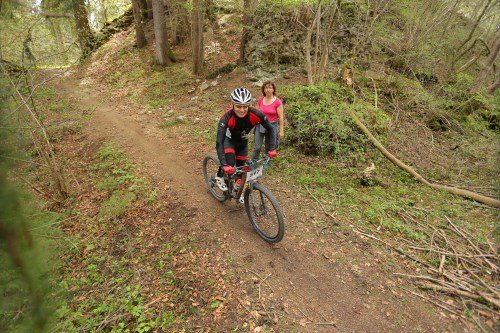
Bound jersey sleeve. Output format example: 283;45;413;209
216;112;230;165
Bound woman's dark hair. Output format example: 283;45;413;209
261;81;276;96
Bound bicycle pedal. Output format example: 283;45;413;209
214;176;227;191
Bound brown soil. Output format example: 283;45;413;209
45;26;467;332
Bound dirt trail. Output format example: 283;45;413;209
55;70;460;332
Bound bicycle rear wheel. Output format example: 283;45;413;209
244;183;285;243
202;154;227;202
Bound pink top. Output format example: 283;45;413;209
257;96;282;122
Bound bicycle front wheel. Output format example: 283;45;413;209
202;154;227;202
244;183;285;243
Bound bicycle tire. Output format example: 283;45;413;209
244;183;285;243
202;154;227;202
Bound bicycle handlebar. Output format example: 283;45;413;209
234;156;270;173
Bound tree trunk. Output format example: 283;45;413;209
312;2;321;79
305;18;315;85
192;0;203;74
146;0;153;19
456;0;493;53
239;0;257;64
45;18;69;63
71;0;95;58
487;76;499;94
132;0;147;47
472;34;500;93
317;2;338;81
305;2;320;85
452;0;494;69
152;0;171;65
456;51;482;73
175;6;191;44
139;0;148;19
5;73;69;199
168;3;187;45
239;0;250;63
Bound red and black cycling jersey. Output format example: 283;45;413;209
216;106;276;166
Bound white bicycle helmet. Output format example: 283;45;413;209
231;87;252;105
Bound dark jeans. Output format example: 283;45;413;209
252;121;279;161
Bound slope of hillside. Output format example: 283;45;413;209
4;1;498;331
39;8;497;331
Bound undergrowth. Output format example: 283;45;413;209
53;142;189;332
282;81;390;156
51;141;243;332
0;184;64;332
268;146;497;246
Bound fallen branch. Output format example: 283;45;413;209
463;264;499;297
445;216;497;272
314;322;337;326
438;254;446;274
354;229;497;299
420;283;500;309
402;287;467;319
248;269;275;294
304;185;336;220
393;273;458;290
407;246;496;259
258;273;272;301
352;229;431;268
349;111;500;208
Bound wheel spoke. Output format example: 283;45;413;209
244;183;284;243
202;155;227;202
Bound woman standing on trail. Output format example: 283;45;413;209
252;81;284;161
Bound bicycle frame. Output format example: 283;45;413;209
203;153;285;242
224;157;270;201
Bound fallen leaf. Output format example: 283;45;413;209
250;310;261;319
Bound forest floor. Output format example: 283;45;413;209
32;23;485;332
50;65;460;333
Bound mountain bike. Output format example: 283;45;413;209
202;154;285;243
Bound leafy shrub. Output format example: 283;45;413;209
282;82;390;156
99;190;136;220
380;74;496;131
442;73;475;101
429;73;499;130
384;75;436;113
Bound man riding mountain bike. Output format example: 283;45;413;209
215;87;277;194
